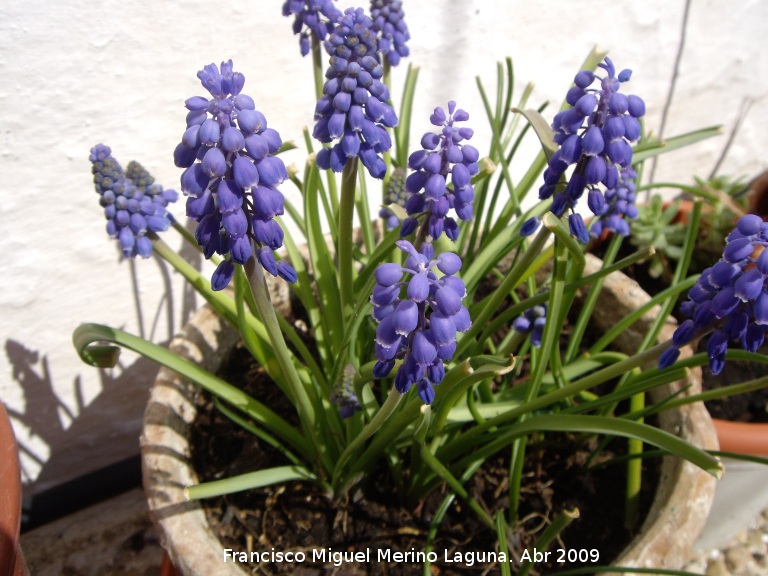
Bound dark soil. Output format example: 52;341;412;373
190;343;659;576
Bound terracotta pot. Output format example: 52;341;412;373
694;419;768;551
712;419;768;457
141;255;717;575
0;402;29;576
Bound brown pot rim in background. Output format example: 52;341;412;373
0;401;28;576
712;418;768;457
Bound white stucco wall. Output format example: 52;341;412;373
1;0;766;494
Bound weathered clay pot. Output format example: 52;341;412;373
141;255;717;575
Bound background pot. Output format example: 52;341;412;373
0;401;29;576
142;256;717;575
694;420;768;551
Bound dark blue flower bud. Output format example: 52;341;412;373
743;324;765;353
374;359;395;378
734;268;764;301
724;237;753;263
521;217;540;237
672;319;696;347
658;346;681;370
707;329;729;375
755;292;768;325
711;285;740;319
709;261;741;288
725;310;749;341
569;213;589;244
212;260;235;291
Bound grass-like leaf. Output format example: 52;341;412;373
186;465;317;500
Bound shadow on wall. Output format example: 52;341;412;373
5;229;201;507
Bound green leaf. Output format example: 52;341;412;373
303;157;344;357
395;64;420;168
72;323;311;457
456;414;723;479
633;126;723;163
186;465;317;500
511;108;557;156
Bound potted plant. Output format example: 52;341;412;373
71;2;761;574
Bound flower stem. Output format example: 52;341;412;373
338;159;358;317
244;252;333;475
311;35;325;102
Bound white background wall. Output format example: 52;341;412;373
1;0;766;495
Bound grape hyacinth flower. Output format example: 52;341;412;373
401;102;480;241
331;364;362;418
523;57;645;243
371;240;471;404
313;7;398;179
282;0;342;57
370;0;410;67
90;144;177;258
379;166;407;230
173;60;296;291
590;166;639;238
659;214;768;375
513;304;547;348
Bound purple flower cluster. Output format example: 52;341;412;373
173;60;296;291
513;304;547;348
401;102;479;241
524;58;645;243
371;241;471;404
370;0;410;67
90;144;177;258
313;7;398;179
282;0;342;56
380;166;407;230
590;166;639;238
659;214;768;374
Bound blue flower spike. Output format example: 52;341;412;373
380;166;407;230
313;7;398;179
370;0;410;67
539;57;645;242
174;60;296;291
660;214;768;375
282;0;343;56
371;240;471;404
331;364;362;418
90;144;178;259
401;101;480;241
